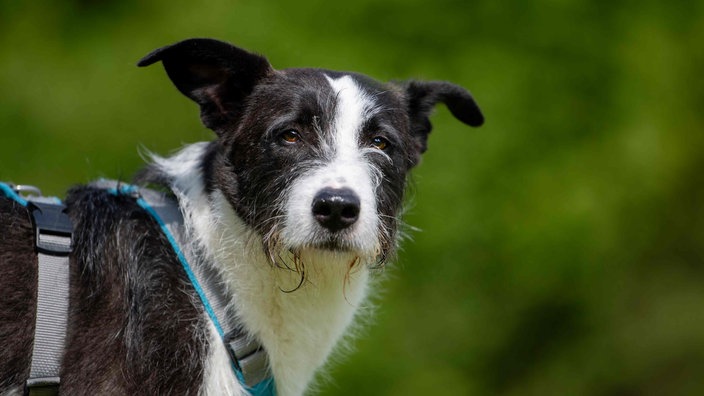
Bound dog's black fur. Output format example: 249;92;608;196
0;198;36;393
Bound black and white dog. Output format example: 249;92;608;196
0;38;483;395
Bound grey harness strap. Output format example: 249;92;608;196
26;199;72;393
94;180;275;394
0;183;72;395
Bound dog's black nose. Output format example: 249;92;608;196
312;188;361;232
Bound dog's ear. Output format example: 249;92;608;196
138;38;273;132
403;80;483;156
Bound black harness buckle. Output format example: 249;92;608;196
28;201;73;255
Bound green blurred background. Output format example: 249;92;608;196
2;1;703;394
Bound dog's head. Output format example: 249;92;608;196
138;38;483;266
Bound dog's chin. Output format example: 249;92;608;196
277;224;381;262
291;235;377;259
311;239;356;253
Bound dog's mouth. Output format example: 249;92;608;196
263;230;370;263
311;237;356;253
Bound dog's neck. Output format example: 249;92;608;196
151;143;371;395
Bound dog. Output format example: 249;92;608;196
0;38;483;396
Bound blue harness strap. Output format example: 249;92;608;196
0;182;28;206
96;180;276;396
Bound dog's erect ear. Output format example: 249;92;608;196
404;80;483;155
138;38;273;132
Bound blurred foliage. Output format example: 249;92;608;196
1;0;703;395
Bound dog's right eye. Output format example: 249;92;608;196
279;129;301;144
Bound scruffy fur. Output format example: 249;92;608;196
0;38;482;395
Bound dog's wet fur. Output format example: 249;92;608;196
0;38;482;395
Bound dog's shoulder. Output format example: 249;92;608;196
58;185;211;395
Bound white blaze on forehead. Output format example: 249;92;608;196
325;75;372;161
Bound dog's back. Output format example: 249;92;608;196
0;196;36;395
0;187;210;395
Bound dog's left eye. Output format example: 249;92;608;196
279;129;301;144
371;136;390;151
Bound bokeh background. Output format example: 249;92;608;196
2;1;703;394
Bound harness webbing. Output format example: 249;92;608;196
95;180;276;396
1;181;275;395
0;183;71;396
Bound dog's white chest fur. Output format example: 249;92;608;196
205;192;370;396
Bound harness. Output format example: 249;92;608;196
1;181;275;396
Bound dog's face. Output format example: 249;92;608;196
139;39;483;264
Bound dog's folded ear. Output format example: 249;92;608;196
403;80;484;155
138;38;273;132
